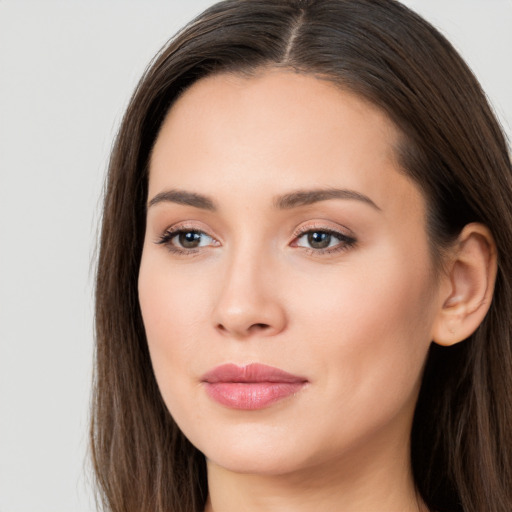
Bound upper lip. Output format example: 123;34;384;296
201;363;308;383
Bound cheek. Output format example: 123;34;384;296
301;248;437;411
137;251;210;398
293;245;434;339
138;241;217;336
288;238;435;387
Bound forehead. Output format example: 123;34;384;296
149;69;424;220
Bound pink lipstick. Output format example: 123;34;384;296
201;363;307;410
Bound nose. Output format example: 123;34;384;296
212;250;287;339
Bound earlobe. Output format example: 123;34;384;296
432;223;497;347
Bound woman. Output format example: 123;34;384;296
91;1;512;511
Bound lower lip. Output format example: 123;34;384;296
204;382;305;410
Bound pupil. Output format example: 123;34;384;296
308;232;331;249
179;232;201;248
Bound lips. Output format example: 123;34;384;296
201;363;308;410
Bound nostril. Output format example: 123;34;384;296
250;323;270;331
216;322;271;336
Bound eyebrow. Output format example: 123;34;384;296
148;190;216;211
273;188;381;211
147;187;380;211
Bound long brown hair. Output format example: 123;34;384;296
91;1;512;511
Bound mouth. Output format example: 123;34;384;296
201;363;308;410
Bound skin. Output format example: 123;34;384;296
138;70;448;511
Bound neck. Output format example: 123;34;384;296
204;429;428;512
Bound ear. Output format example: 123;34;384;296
432;223;497;346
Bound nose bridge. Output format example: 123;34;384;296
212;238;286;338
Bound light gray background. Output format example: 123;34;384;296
0;1;510;511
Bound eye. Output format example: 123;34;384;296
157;228;218;252
293;228;356;253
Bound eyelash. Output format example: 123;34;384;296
156;224;357;256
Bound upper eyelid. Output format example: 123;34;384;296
161;222;218;238
292;221;355;238
295;226;346;236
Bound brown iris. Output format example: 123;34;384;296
178;231;202;248
307;232;332;249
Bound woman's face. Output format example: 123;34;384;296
139;70;445;477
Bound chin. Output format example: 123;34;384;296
184;420;314;476
205;446;307;476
